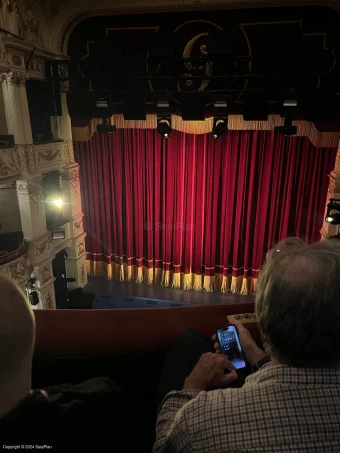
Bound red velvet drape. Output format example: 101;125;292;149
74;129;336;294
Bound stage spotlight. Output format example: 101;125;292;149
157;116;172;139
212;117;228;140
52;198;63;208
97;118;117;133
325;199;340;225
274;117;297;136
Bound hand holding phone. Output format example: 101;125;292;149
216;324;247;370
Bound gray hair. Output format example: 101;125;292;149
256;238;340;367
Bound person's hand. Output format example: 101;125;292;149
183;352;238;391
212;320;268;367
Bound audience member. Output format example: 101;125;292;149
0;274;127;451
153;239;340;452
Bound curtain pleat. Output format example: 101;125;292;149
75;129;336;294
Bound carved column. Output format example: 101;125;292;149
1;72;32;144
54;80;87;289
62;165;87;289
17;75;33;144
16;176;48;241
321;141;340;239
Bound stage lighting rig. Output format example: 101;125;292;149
274;117;297;136
325;199;340;225
97;118;117;133
212;117;228;140
157;116;172;139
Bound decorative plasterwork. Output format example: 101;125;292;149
328;175;340;195
15;145;37;175
16;177;45;216
333;144;340;174
0;253;33;285
62;165;79;181
44;290;55;309
0;143;70;183
34;142;66;173
38;263;53;286
0;149;19;180
80;261;86;285
65;141;75;163
0;36;67;79
28;233;53;265
38;148;61;162
72;213;84;237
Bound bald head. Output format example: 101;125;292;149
0;274;35;383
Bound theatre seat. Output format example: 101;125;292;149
33;303;258;453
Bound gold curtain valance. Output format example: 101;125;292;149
72;114;340;148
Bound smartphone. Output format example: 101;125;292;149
216;325;246;370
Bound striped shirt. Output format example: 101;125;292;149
153;363;340;452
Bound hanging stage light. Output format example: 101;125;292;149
325;199;340;225
97;118;117;133
212;117;228;140
157;116;172;139
274;117;297;136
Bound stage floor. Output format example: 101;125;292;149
84;277;254;306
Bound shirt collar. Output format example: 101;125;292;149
245;363;340;386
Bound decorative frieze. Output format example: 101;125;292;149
38;148;61;162
0;253;33;285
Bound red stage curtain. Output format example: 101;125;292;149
74;130;336;294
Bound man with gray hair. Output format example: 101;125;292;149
153;238;340;452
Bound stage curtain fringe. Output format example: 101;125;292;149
86;260;258;295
